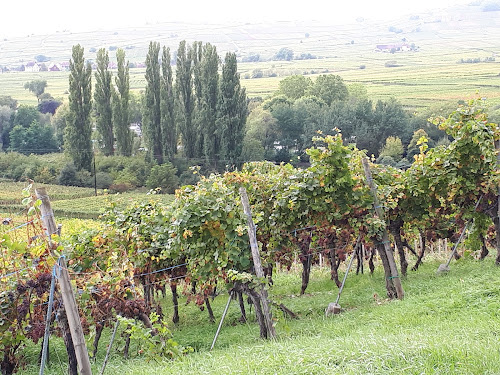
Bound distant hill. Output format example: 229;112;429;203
1;2;499;112
1;3;499;67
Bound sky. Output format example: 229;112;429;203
1;0;470;38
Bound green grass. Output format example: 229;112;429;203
18;258;500;374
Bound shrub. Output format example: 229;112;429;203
377;155;396;166
58;163;79;186
274;148;292;163
145;163;179;194
95;172;113;189
385;60;401;67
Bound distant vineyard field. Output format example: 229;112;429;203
0;181;173;219
1;4;500;113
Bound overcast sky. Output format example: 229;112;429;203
1;0;469;37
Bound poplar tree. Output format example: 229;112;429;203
94;48;114;155
192;41;204;157
217;52;248;164
113;48;133;156
143;41;163;163
198;43;220;162
175;40;196;159
66;44;92;171
160;46;176;159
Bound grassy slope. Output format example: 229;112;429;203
19;258;500;375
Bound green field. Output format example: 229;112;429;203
17;258;500;374
0;181;173;220
2;3;500;113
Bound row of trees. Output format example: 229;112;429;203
65;44;133;172
142;41;247;166
63;40;248;172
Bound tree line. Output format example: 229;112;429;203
0;39;480;191
242;74;451;167
64;41;248;172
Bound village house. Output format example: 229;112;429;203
24;61;40;72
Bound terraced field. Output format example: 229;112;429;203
0;181;173;220
1;3;499;114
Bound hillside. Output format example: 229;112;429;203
1;3;500;111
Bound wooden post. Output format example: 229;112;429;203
239;187;276;339
362;158;404;300
495;139;500;265
36;188;92;375
56;257;92;375
35;188;58;242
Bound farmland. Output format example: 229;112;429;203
0;181;173;220
1;3;500;113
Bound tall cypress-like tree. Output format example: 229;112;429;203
175;40;196;159
192;41;204;157
113;48;133;156
160;46;176;159
198;43;220;163
94;48;114;155
217;52;248;164
66;44;92;171
143;41;163;164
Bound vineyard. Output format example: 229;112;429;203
0;182;173;220
0;101;499;374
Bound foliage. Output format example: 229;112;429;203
118;313;192;360
160;46;176;160
406;128;431;161
378;136;404;162
37;97;61;115
0;105;15;151
113;48;133;157
51;102;69;147
244;107;278;155
66;44;93;171
0;184;59;374
195;43;219;163
0;96;17;110
175;40;195;160
94;48;114;156
13;105;39;128
143;41;163;164
8;122;58;155
307;75;348;105
23;80;47;100
57;162;80;186
145;163;179;193
278;75;312;100
217;52;248;163
274;47;294;61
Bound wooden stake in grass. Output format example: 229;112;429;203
36;188;92;375
362;158;404;300
240;187;276;339
495;138;500;266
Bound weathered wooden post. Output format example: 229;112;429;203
495;138;500;265
35;188;58;243
35;188;92;375
362;158;404;300
240;187;276;339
